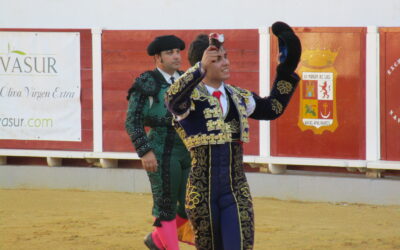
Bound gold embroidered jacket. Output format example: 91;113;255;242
165;62;299;149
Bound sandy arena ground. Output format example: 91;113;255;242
1;189;400;250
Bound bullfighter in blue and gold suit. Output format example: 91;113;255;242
165;22;302;250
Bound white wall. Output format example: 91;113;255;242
2;165;400;205
1;0;400;29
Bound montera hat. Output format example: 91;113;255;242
147;35;185;56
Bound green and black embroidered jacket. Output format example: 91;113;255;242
125;69;185;157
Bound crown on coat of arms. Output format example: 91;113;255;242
301;48;338;68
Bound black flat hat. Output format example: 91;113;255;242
147;35;185;56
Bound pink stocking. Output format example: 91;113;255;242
156;219;179;250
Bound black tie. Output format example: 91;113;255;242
170;76;175;84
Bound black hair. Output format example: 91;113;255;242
188;34;209;66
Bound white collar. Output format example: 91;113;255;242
205;82;226;97
157;67;180;83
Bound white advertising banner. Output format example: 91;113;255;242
0;32;81;141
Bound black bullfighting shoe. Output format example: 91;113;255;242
144;232;164;250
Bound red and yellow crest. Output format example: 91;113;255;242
298;49;339;134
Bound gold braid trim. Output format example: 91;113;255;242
271;98;283;114
276;80;293;94
229;89;250;143
167;63;200;96
183;133;232;149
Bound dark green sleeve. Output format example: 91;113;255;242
125;91;152;157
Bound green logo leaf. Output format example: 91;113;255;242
11;50;26;55
7;43;26;55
